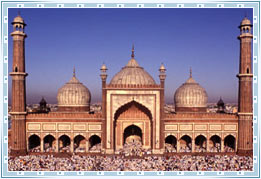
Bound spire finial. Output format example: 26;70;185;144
131;44;135;58
190;67;192;78
73;66;76;77
18;11;21;16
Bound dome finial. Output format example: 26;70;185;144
73;66;76;77
190;67;192;78
131;44;135;58
245;11;248;18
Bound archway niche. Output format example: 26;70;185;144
43;135;56;152
89;135;101;152
74;135;86;152
195;135;207;152
210;135;221;152
28;134;40;152
59;135;71;152
224;135;236;152
165;135;177;152
124;125;142;144
179;135;192;152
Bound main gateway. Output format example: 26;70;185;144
9;14;253;155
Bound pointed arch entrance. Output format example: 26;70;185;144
114;101;152;150
124;124;142;144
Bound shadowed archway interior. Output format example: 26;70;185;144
123;125;142;144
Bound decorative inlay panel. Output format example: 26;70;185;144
27;123;41;131
73;124;86;131
224;124;237;131
210;124;222;131
194;124;207;131
43;123;56;131
58;124;71;131
165;124;178;131
89;124;101;131
180;124;193;131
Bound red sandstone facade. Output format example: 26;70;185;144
9;15;253;156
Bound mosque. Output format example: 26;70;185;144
9;14;253;155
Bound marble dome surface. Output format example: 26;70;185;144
110;57;156;85
57;71;91;107
174;72;208;108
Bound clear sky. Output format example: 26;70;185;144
8;8;253;104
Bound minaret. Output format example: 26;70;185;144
159;63;166;150
237;17;253;154
9;14;27;155
100;63;107;149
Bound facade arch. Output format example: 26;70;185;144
114;100;152;120
28;134;41;152
195;135;207;152
58;134;71;152
73;133;86;138
195;133;207;139
179;133;192;139
74;135;86;152
223;133;236;139
114;100;152;150
179;135;192;152
209;135;221;152
89;135;101;151
58;133;72;139
43;134;56;152
123;124;142;144
165;135;177;152
224;135;236;152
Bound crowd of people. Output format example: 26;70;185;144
115;140;151;156
8;153;253;171
9;140;250;171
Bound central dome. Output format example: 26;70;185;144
110;47;156;85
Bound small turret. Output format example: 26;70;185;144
217;97;225;113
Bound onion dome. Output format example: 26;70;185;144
241;17;251;26
159;63;166;72
57;68;91;112
110;46;156;85
12;13;25;25
174;68;208;112
101;63;107;71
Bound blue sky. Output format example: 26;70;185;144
8;8;253;104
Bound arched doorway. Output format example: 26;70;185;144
195;135;207;152
28;135;40;152
210;135;221;152
59;135;71;152
124;125;142;144
224;135;236;152
179;135;192;152
43;135;56;152
114;101;152;150
74;135;86;152
89;135;101;152
165;135;177;152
